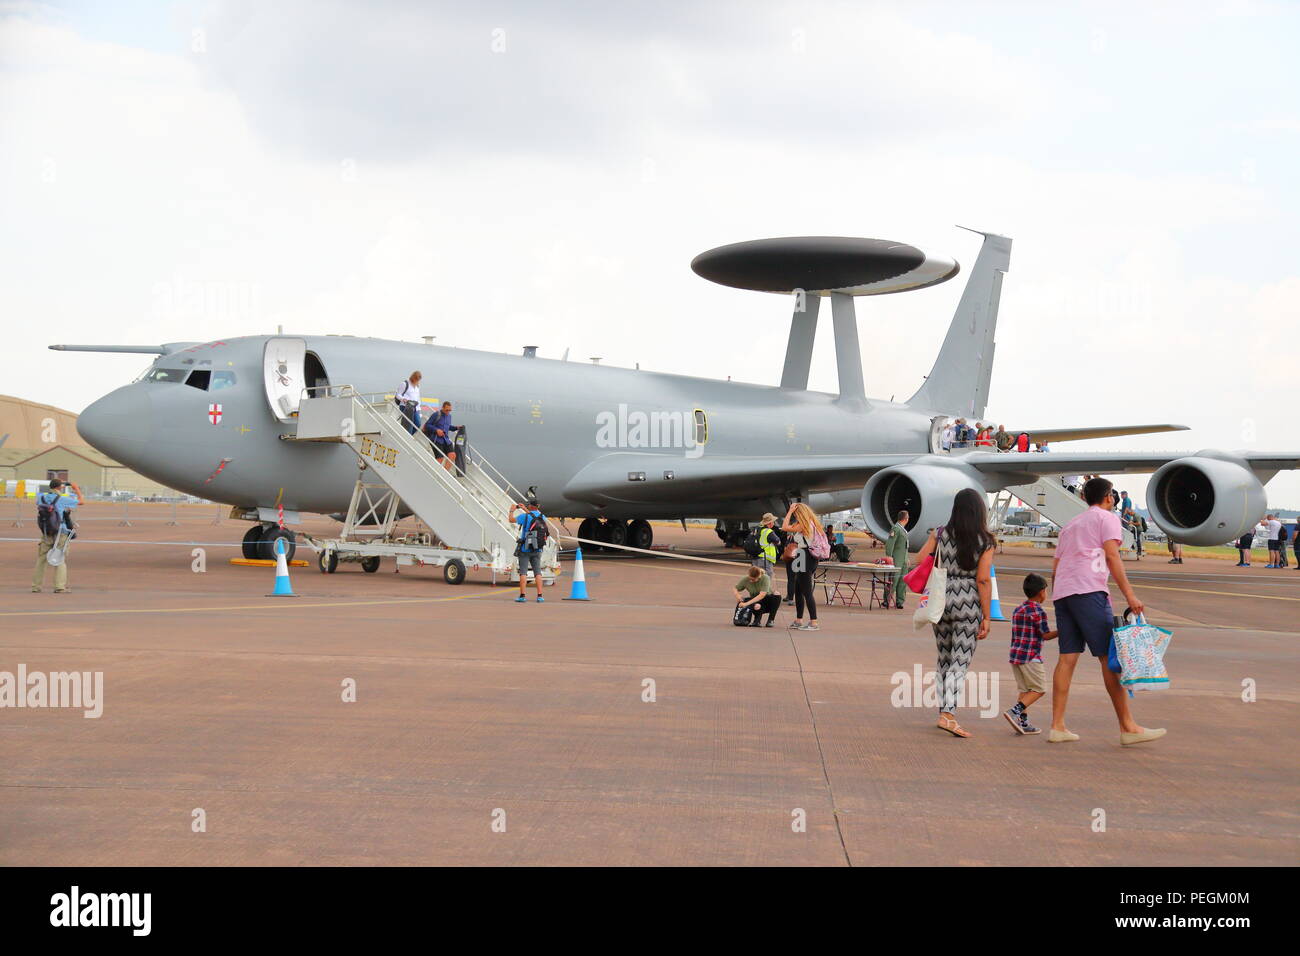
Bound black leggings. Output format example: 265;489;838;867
792;555;818;620
740;593;782;624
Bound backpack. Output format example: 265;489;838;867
733;603;755;627
809;527;831;560
36;492;60;536
742;528;763;558
518;511;548;552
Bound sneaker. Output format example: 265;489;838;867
1048;728;1080;743
515;595;527;603
31;587;41;593
53;588;68;593
804;622;820;631
1004;708;1027;734
536;596;545;603
1020;718;1042;735
764;620;775;627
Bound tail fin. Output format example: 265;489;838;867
906;228;1011;419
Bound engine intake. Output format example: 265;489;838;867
861;459;985;550
1146;453;1265;546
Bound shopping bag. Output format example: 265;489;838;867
1110;613;1172;693
911;566;947;630
903;555;934;593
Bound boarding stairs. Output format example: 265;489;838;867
290;387;557;579
993;477;1137;558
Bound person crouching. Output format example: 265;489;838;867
733;566;781;628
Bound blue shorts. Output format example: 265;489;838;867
1054;591;1114;658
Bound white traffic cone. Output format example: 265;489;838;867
563;547;592;601
267;537;297;597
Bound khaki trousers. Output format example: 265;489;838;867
33;535;68;591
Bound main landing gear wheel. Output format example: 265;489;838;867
627;519;653;550
578;517;601;551
318;549;338;574
360;556;381;573
443;559;466;585
259;527;297;562
241;525;264;560
605;519;628;549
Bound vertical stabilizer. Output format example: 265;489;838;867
906;229;1011;419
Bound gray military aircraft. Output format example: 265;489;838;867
57;229;1298;560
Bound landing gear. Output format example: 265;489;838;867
259;527;297;562
606;519;628;549
627;518;653;550
578;517;602;551
241;525;264;560
715;518;756;549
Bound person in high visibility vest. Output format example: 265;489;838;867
754;512;779;577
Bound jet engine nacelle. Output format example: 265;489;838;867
1146;451;1266;546
861;459;986;550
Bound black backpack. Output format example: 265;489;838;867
519;512;548;552
733;603;755;627
742;528;763;558
36;492;60;536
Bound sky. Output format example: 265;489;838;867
1;0;1297;507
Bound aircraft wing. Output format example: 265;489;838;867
1018;424;1189;443
958;450;1300;479
563;449;1300;506
562;451;918;504
49;343;199;354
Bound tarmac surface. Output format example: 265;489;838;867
1;502;1296;866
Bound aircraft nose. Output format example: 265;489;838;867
77;385;154;460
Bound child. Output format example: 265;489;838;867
1004;573;1058;735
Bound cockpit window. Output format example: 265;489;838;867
140;368;188;384
210;371;236;391
185;370;211;390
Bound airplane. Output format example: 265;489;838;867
55;229;1299;562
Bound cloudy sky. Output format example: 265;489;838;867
2;0;1297;505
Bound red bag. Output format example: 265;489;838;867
903;555;934;594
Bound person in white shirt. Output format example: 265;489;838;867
1265;514;1283;568
396;371;423;435
941;422;956;451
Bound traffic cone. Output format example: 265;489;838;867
563;547;592;601
268;537;298;597
988;564;1007;621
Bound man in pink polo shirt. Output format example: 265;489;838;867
1048;476;1166;746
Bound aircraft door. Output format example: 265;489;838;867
929;416;948;453
264;337;308;421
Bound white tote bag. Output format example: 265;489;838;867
911;565;947;630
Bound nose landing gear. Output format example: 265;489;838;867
241;523;298;561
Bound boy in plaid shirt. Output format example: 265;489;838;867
1004;573;1058;735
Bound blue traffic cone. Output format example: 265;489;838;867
988;564;1007;621
268;537;298;597
563;547;592;601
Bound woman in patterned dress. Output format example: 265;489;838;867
912;488;996;737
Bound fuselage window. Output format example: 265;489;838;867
141;368;188;384
693;408;708;446
185;370;212;390
210;371;237;391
